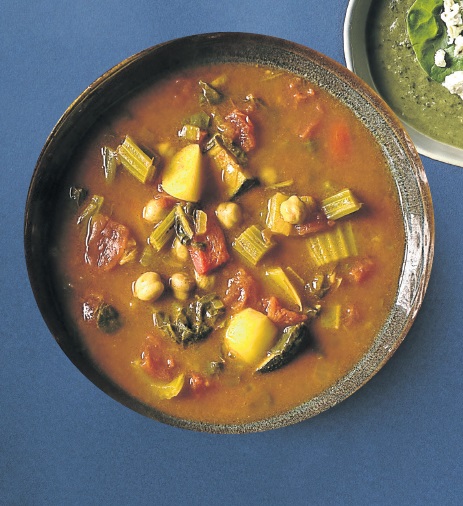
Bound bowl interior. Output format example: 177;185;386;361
344;0;463;167
25;33;434;433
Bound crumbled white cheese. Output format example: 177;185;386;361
435;48;447;67
455;34;463;54
441;0;463;43
442;70;463;98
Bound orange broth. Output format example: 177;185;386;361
52;63;404;424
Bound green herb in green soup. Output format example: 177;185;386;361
407;0;463;82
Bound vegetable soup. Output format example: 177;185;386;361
51;63;405;425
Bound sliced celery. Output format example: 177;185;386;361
149;206;176;251
139;244;156;267
306;222;358;267
266;192;292;236
178;124;203;142
265;267;303;310
286;266;305;287
132;364;185;400
321;188;362;220
210;74;228;88
116;135;156;184
266;179;294;189
320;304;342;329
76;194;104;226
101;146;118;183
233;225;275;266
194;209;208;235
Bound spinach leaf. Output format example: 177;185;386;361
407;0;463;82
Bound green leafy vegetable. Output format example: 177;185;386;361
69;186;88;208
149;206;176;251
407;0;463;82
199;80;223;105
95;302;121;334
184;111;211;129
174;204;195;246
76;194;104;226
153;294;226;346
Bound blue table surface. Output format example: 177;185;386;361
2;1;462;504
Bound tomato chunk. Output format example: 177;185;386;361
139;335;176;382
224;109;256;152
346;257;375;283
264;296;308;327
223;268;259;312
85;214;130;270
188;213;229;275
187;372;212;395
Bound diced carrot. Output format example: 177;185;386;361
328;121;352;159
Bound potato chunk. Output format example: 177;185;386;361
162;144;203;202
224;308;278;365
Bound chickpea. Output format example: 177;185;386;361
279;195;307;225
172;237;189;262
215;202;242;229
133;272;164;302
170;272;195;300
194;270;216;291
259;166;278;186
142;198;169;224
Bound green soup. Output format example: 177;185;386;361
367;0;463;149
